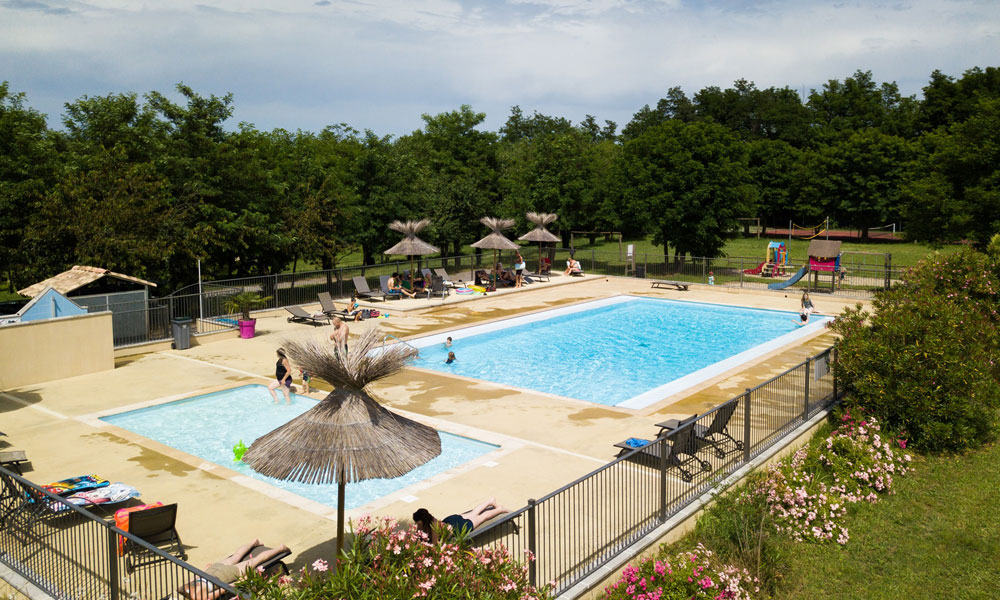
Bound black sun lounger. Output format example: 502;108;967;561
651;280;690;291
352;276;386;301
656;401;744;458
614;416;710;482
317;291;358;320
285;306;329;326
124;503;187;572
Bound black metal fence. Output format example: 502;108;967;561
101;248;892;348
0;467;239;599
469;346;839;595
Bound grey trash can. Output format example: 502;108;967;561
171;317;193;350
635;264;646;279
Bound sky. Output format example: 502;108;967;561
1;0;998;137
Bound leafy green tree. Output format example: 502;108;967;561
903;96;1000;245
409;106;498;258
620;86;694;142
918;66;1000;132
799;129;910;239
807;70;918;138
0;83;54;290
621;119;755;264
695;80;813;146
748;139;807;231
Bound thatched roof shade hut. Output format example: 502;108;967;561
243;327;440;559
384;219;439;280
519;212;560;272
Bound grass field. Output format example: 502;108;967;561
774;441;1000;599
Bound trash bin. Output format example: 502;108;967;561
171;317;193;350
635;264;646;279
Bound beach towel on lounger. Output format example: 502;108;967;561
43;474;109;496
52;482;141;512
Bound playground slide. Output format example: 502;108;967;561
768;266;808;290
743;261;765;275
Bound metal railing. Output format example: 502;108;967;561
469;346;839;594
0;467;239;599
110;249;894;348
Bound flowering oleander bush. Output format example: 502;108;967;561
753;413;911;545
603;544;759;600
832;247;1000;452
237;515;550;600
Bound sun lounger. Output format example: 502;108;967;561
613;416;709;481
0;450;28;475
650;280;690;291
124;503;187;572
317;291;358;320
285;306;329;326
656;401;743;458
178;544;291;600
352;276;386;301
433;268;461;289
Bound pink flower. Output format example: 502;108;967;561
311;558;329;572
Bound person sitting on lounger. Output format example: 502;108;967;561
412;499;508;543
495;263;516;286
564;258;583;276
180;539;290;600
388;273;416;298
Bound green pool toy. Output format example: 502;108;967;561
233;440;247;462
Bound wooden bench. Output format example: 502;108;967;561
650;280;690;291
0;450;28;474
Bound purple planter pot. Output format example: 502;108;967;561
238;319;256;339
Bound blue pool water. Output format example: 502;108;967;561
101;385;497;510
409;296;829;408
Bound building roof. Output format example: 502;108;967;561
807;240;842;259
18;266;157;298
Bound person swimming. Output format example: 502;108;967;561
445;351;456;364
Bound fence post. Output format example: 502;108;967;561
527;499;537;586
740;257;744;288
743;390;752;464
803;358;811;421
832;347;839;401
702;260;706;283
659;437;668;522
884;253;892;290
107;527;120;599
272;274;279;309
591;249;596;274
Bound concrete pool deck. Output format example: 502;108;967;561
0;276;858;574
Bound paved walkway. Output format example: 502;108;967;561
0;276;855;573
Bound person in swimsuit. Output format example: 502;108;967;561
268;348;292;404
412;499;509;543
179;539;290;600
800;292;815;316
513;250;525;288
445;351;456;364
388;273;417;298
299;368;311;394
330;317;349;356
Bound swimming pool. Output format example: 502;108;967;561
100;385;497;510
409;296;831;408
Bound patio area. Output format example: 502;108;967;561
0;276;857;577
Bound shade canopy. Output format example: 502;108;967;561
471;217;519;251
243;327;441;560
518;228;560;243
383;219;440;257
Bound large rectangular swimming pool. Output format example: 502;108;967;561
101;385;498;510
408;296;830;408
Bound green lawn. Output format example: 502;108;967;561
774;441;1000;600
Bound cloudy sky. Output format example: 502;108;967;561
1;0;997;136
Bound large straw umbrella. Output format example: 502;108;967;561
242;327;441;560
470;217;520;275
384;219;440;282
519;212;560;273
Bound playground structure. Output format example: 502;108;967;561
768;239;843;291
743;241;789;277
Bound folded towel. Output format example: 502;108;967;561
625;437;650;449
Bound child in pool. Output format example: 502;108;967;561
300;368;311;394
445;352;456;364
445;337;452;348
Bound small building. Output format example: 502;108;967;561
0;287;88;325
17;266;158;344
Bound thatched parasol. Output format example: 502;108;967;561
519;212;560;273
471;217;520;274
243;327;441;560
384;219;440;282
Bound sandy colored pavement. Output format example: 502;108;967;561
0;275;856;571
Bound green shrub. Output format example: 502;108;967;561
831;282;1000;452
236;515;550;600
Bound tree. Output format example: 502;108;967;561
620;86;694;142
807;70;918;138
748;139;806;230
918;66;1000;132
800;129;910;239
621;120;755;264
903;96;1000;246
0;83;54;290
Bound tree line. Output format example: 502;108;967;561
1;66;998;293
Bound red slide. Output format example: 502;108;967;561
743;261;765;275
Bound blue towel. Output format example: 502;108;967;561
625;437;649;449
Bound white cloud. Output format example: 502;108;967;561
0;0;997;134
